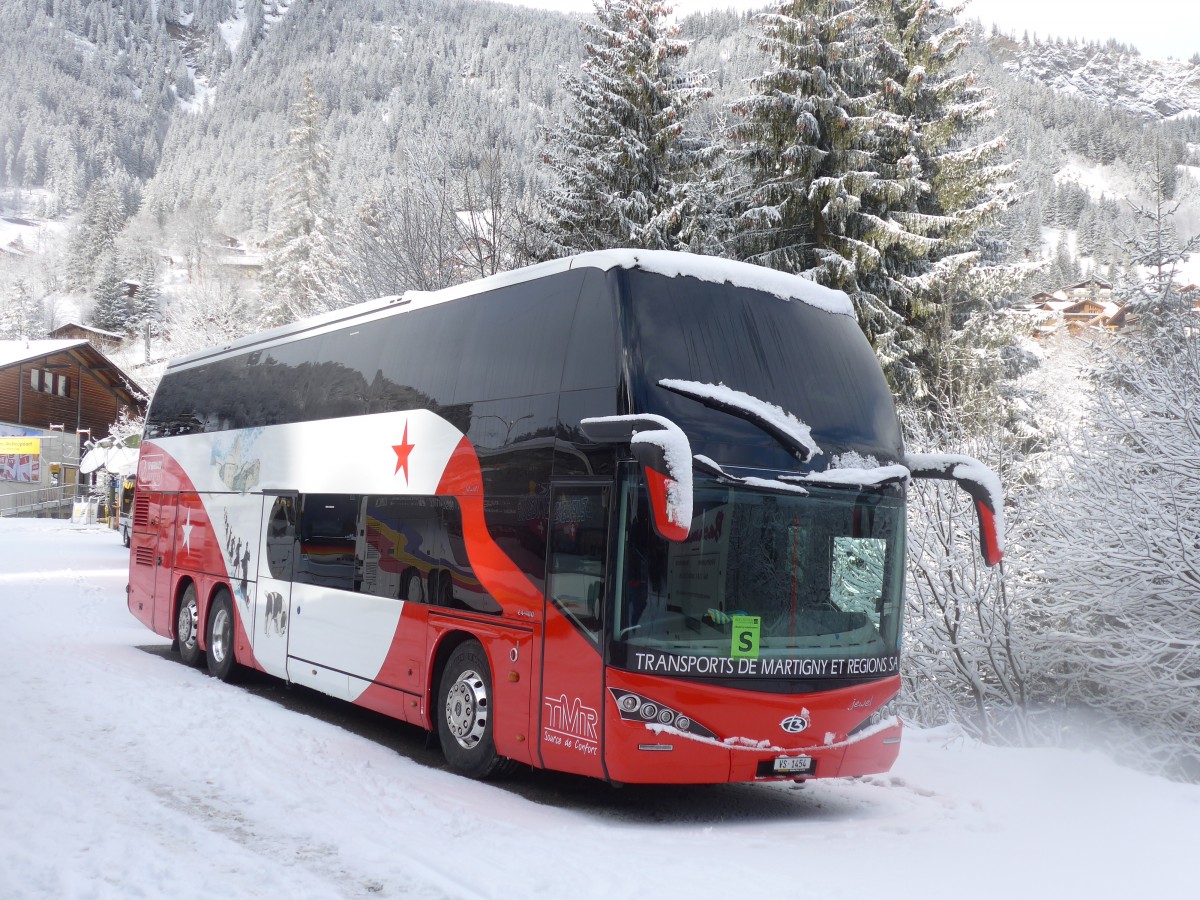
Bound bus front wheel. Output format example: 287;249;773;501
177;585;202;667
437;641;507;779
206;589;238;682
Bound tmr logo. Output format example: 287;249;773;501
140;455;164;489
780;714;810;734
543;694;599;744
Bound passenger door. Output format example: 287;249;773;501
254;493;296;681
538;484;610;779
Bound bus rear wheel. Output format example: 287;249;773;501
206;589;238;682
177;585;202;667
437;641;508;779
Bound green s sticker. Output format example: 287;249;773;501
731;615;761;659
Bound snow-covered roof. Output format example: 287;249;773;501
48;322;124;339
172;251;854;369
0;339;90;369
401;250;853;316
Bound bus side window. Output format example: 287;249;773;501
357;495;441;603
434;499;501;615
295;494;359;591
265;496;296;580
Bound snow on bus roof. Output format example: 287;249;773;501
402;250;854;317
170;251;852;368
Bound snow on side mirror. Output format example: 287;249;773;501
906;453;1005;567
580;415;693;542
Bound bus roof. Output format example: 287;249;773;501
169;251;854;370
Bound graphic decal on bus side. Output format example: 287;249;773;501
263;591;287;636
392;421;415;481
542;694;600;755
213;431;262;492
146;408;552;720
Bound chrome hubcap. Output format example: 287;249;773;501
178;597;198;650
445;669;488;750
211;606;231;663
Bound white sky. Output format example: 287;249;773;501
967;0;1197;61
485;0;1199;62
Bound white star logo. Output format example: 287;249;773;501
180;509;194;555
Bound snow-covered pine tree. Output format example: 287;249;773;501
867;2;1017;385
731;1;935;395
535;0;722;257
1116;147;1200;321
90;252;133;334
260;74;340;328
0;278;44;339
66;179;127;290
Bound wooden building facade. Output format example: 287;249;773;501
0;340;146;438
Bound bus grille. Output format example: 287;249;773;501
133;496;150;527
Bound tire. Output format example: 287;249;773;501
403;570;424;603
436;641;508;779
122;526;130;548
177;584;203;667
205;589;238;682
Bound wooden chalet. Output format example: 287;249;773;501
1062;277;1113;302
1023;278;1124;337
1062;298;1122;331
0;340;146;438
47;321;124;354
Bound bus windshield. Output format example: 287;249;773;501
612;478;906;686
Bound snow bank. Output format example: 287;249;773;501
5;520;1199;899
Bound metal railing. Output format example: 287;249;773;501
0;484;79;518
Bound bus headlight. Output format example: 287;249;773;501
849;695;900;736
609;688;717;740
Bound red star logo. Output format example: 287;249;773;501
392;421;414;482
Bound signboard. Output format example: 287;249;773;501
0;454;41;483
0;437;41;454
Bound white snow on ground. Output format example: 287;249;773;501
2;518;1199;899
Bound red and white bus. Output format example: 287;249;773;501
128;250;1002;784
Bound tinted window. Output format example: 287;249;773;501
265;495;297;580
625;271;903;468
357;494;499;614
375;303;465;410
561;269;618;391
295;494;360;591
306;326;387;420
359;495;447;601
246;339;319;426
146;269;592;437
452;271;583;403
547;486;609;641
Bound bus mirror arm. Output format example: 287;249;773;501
906;453;1005;567
580;415;693;542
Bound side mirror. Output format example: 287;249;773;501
906;453;1005;567
580;415;693;541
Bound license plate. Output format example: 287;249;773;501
773;755;814;775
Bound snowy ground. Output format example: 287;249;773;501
2;518;1197;900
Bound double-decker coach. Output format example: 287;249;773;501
128;250;1002;784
